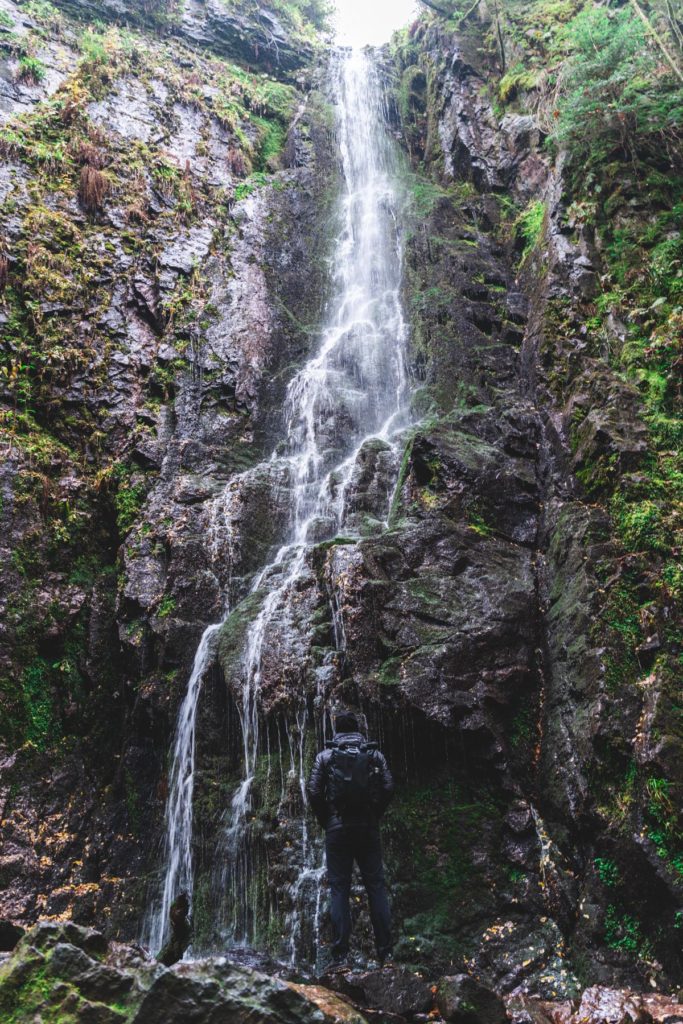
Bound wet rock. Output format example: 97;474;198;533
507;991;683;1024
287;982;369;1023
506;996;575;1024
87;80;159;145
75;963;135;1004
74;1001;128;1024
157;225;215;280
330;966;434;1017
437;974;508;1024
46;942;98;980
0;925;367;1023
578;987;655;1024
468;918;581;1000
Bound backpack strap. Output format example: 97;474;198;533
325;739;379;752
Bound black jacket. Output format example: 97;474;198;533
307;732;395;833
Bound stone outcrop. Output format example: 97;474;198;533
5;924;682;1024
49;0;318;75
0;922;368;1023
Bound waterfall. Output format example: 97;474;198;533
143;623;221;953
146;47;411;959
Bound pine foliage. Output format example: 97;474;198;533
552;5;683;171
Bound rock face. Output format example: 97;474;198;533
49;0;317;74
0;0;336;938
388;6;682;993
0;0;681;1013
0;922;368;1023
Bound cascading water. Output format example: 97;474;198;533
145;47;411;960
143;624;221;954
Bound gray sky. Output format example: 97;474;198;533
334;0;419;46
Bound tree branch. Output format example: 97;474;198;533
629;0;683;83
455;0;482;27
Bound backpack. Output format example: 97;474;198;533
326;738;381;814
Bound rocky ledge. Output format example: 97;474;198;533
2;923;682;1024
0;921;365;1024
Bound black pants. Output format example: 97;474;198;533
325;826;392;958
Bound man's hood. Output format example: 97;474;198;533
333;731;367;744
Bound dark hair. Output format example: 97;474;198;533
335;710;359;734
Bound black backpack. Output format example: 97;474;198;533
326;738;381;814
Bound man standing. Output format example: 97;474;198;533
307;710;395;969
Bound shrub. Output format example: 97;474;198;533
515;199;547;260
553;6;683;172
227;145;248;177
71;139;107;169
17;55;46;84
139;0;183;25
78;165;109;213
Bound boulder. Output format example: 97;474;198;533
329;967;434;1017
437;974;508;1024
578;987;654;1024
507;991;683;1024
0;923;367;1024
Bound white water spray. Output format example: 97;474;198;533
147;48;411;958
144;624;221;953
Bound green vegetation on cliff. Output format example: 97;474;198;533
396;0;682;982
0;0;322;754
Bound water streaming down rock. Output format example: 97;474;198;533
147;47;411;960
144;624;222;954
215;48;412;956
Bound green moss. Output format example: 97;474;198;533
404;173;476;220
374;655;404;687
388;434;416;525
218;589;269;680
594;857;621;888
596;577;644;692
509;704;535;752
21;659;57;749
108;465;148;537
610;495;669;554
466;510;493;537
604;904;653;960
645;777;683;878
515;199;546;262
157;595;176;619
498;62;538;103
385;780;503;963
252;115;286;170
234;171;279;202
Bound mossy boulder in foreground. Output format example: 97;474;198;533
0;921;366;1024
